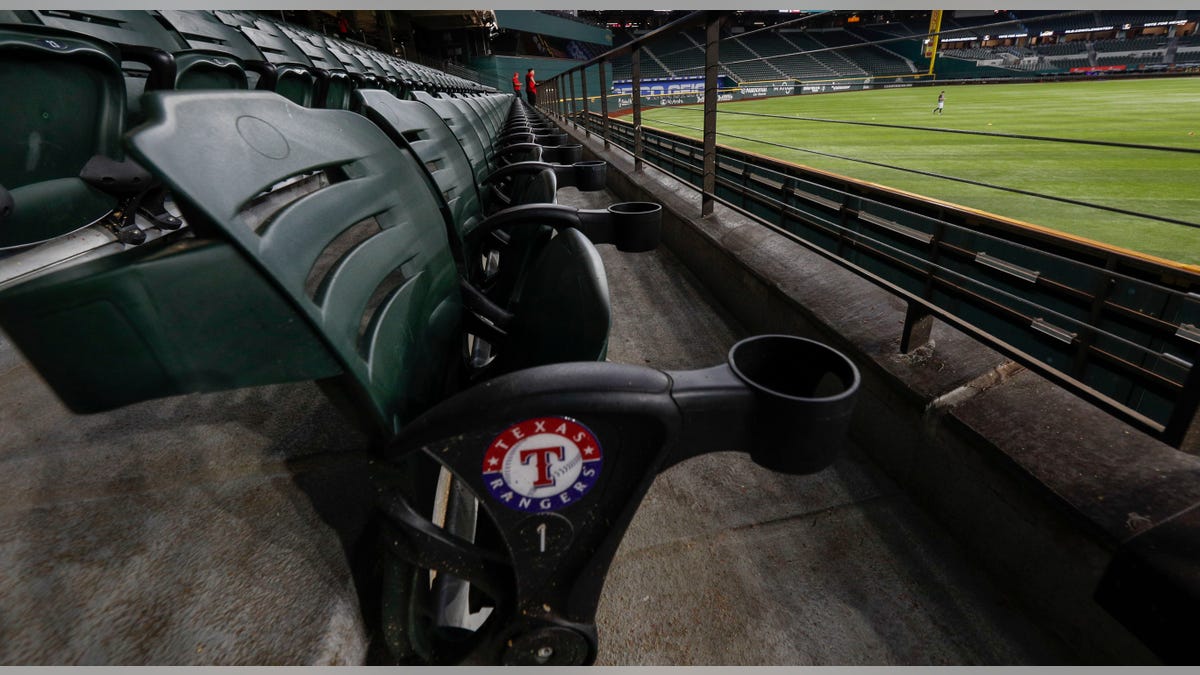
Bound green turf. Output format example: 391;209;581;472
639;78;1200;266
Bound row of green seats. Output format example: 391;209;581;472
0;82;670;664
0;9;495;250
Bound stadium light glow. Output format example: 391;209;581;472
1040;30;1055;36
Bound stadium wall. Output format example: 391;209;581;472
492;10;611;47
471;54;600;95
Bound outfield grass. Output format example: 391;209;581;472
639;78;1200;266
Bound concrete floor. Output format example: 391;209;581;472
594;244;1074;665
0;184;1079;664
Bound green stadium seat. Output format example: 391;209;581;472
272;25;356;108
0;25;125;248
106;90;611;431
356;90;619;310
213;11;318;107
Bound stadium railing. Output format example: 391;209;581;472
543;10;1200;454
542;12;1200;663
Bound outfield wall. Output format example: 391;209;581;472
590;69;1200;117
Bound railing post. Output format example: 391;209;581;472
569;71;578;128
701;12;721;217
1163;343;1200;452
598;59;611;150
900;303;934;353
632;46;644;172
581;65;590;138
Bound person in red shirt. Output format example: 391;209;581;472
512;71;522;96
525;68;537;106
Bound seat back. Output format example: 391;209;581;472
20;10;185;121
173;50;248;91
499;227;610;370
156;11;263;91
216;15;317;106
0;25;123;247
355;90;484;245
457;94;500;141
411;90;495;184
326;42;382;89
275;25;353;109
127;91;463;434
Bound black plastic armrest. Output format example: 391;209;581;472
460;278;514;329
481;161;606;192
376;336;859;664
119;45;176;91
480;161;554;187
496;143;544;162
498;130;536;145
468;202;662;253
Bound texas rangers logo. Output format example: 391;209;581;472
481;416;603;513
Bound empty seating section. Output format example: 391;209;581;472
1020;12;1105;34
943;13;1015;31
1094;36;1168;52
620;10;1198;82
643;30;701;78
719;36;780;82
1051;56;1092;70
837;11;1192;76
1104;11;1181;27
1097;53;1164;67
807;30;908;76
1037;42;1089;56
943;47;996;60
773;32;844;79
856;23;920;39
0;10;490;252
0;9;664;437
0;8;691;662
748;32;830;79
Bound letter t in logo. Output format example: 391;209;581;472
520;446;565;487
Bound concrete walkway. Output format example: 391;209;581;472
567;187;1076;664
0;184;1077;664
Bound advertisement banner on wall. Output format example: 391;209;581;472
1069;65;1127;73
800;82;870;94
613;76;799;100
736;79;802;98
606;78;891;113
611;76;733;97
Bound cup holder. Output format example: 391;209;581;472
573;160;607;191
728;335;860;474
551;144;583;164
606;202;662;253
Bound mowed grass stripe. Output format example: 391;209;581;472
640;78;1200;265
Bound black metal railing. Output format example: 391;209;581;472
538;10;1200;450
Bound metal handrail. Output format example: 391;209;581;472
569;107;1200;449
540;13;1200;449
